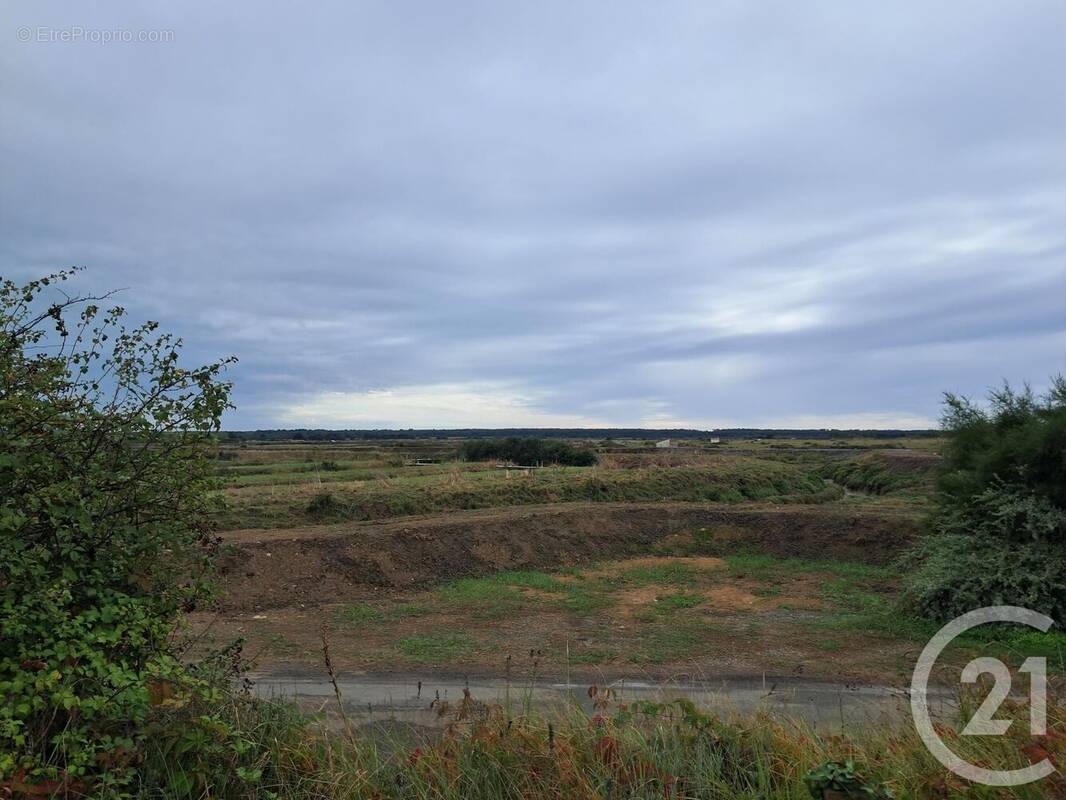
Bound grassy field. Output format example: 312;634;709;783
223;548;1065;681
182;434;1066;798
197;435;1066;685
201;436;949;680
215;455;841;529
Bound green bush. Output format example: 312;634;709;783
904;378;1066;622
307;491;339;517
0;271;244;795
804;760;893;799
938;379;1066;507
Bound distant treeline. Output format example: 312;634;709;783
459;437;597;466
218;427;938;442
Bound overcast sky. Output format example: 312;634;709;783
3;2;1064;429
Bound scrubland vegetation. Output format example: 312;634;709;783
103;687;1062;800
219;458;837;529
459;436;598;466
3;272;1063;797
902;380;1066;622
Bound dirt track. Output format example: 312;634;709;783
218;501;919;611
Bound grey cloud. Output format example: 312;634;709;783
2;1;1064;428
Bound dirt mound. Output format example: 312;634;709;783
217;502;919;611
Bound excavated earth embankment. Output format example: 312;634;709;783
218;502;919;611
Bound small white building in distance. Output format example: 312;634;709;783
655;439;673;448
709;436;721;444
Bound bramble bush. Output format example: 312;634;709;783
0;270;266;796
904;378;1066;622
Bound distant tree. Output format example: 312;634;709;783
459;437;597;466
903;377;1066;622
0;270;236;791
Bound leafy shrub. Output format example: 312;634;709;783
938;379;1066;507
804;760;893;799
459;437;597;466
904;378;1066;622
307;491;339;516
904;484;1066;621
0;271;241;794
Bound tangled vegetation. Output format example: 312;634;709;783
904;379;1066;622
0;271;251;795
80;685;1061;799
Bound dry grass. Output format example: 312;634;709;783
187;685;1065;799
216;459;836;529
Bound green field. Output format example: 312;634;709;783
215;455;841;529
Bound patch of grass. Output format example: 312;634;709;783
777;601;815;612
568;648;617;665
263;633;300;654
423;569;623;620
338;603;384;624
692;528;715;546
815;590;933;641
340;600;436;625
387;602;431;619
707;553;930;646
640;622;708;663
724;552;893;581
752;586;782;598
562;588;613;615
815;638;842;652
395;633;478;665
432;571;573;619
434;578;524;619
619;563;699;586
997;627;1066;659
722;552;786;578
429;570;585;621
495;570;568;592
655;592;703;611
950;625;1066;675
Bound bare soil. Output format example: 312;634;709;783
190;550;915;684
217;501;919;612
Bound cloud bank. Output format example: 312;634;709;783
2;1;1064;428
